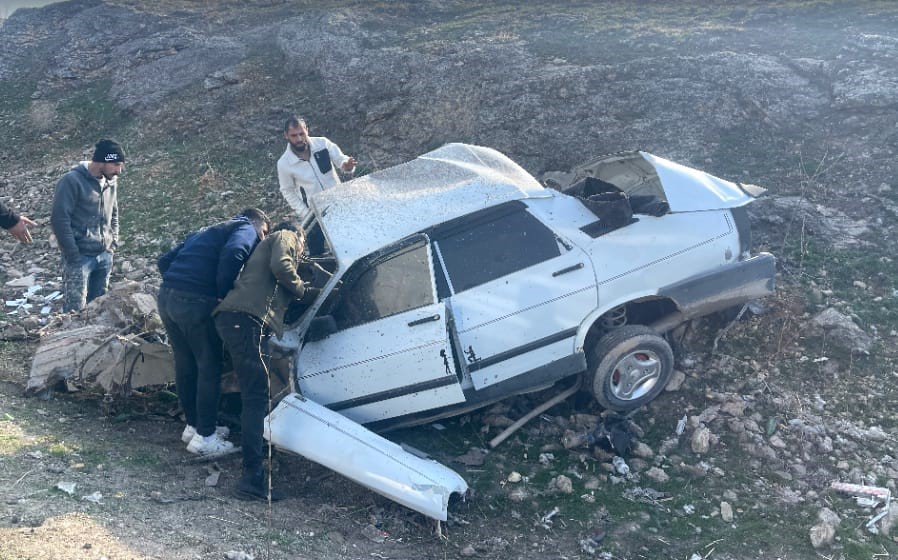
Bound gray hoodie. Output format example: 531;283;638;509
51;162;119;261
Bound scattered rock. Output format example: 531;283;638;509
691;426;711;454
645;466;669;483
720;501;734;522
361;523;387;543
665;370;687;391
550;475;573;494
811;307;874;354
809;522;836;549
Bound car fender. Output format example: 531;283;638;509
573;290;668;350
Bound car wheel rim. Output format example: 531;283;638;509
610;350;661;401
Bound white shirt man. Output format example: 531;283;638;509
277;118;356;221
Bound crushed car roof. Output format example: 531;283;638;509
312;143;548;264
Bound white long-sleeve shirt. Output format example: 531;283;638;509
276;136;350;220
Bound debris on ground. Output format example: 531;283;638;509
25;280;173;398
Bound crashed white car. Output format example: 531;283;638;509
266;143;775;519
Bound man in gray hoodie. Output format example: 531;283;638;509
51;139;124;312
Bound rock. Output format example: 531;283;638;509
720;501;734;522
551;475;573;494
817;507;841;527
665;370;686;391
878;500;898;536
507;487;529;502
811;307;874;354
460;544;477;557
720;399;746;417
645;466;669;483
809;522;836;549
631;441;654;459
691;426;711;454
361;523;387;543
5;274;35;287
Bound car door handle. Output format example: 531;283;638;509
408;314;441;327
552;263;585;277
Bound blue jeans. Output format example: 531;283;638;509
157;287;224;438
62;251;113;312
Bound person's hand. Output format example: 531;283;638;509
341;157;357;174
7;215;36;243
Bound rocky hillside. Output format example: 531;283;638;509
1;1;898;559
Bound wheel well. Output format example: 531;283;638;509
584;297;679;357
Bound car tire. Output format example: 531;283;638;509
588;325;674;412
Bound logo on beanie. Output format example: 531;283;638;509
92;139;125;164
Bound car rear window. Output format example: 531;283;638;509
434;209;560;294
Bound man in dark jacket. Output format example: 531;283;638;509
0;201;36;243
157;208;270;456
50;139;124;311
214;222;318;500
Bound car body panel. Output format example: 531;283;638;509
447;243;596;390
265;393;468;521
566;150;763;212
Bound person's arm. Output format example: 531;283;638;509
269;231;307;298
277;157;310;214
0;201;35;243
8;217;36;243
215;223;258;298
325;139;356;174
50;176;82;261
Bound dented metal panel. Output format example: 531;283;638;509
264;393;468;521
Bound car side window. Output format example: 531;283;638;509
331;242;434;330
434;209;561;295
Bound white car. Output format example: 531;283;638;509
265;143;775;519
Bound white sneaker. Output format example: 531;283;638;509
186;432;235;456
181;425;230;444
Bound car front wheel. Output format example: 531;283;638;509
588;325;674;412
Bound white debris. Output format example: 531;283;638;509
81;492;103;504
56;481;76;495
676;414;688;436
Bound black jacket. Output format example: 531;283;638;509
0;201;19;230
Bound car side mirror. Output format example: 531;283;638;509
306;315;337;342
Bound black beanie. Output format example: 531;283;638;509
91;139;125;164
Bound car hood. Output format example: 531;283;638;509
567;151;766;213
641;152;766;212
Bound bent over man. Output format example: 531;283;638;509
276;116;356;222
214;222;319;501
157;208;270;456
51;139;124;311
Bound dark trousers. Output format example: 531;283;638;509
157;287;223;437
214;311;271;474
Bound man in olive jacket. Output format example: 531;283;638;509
214;222;318;501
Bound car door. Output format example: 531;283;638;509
296;235;466;424
431;201;596;392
